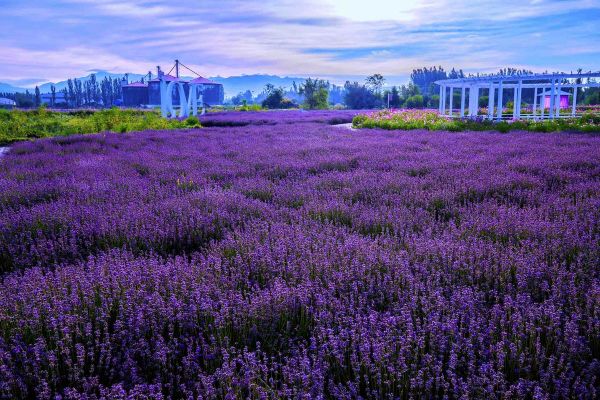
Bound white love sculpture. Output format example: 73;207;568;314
160;78;204;119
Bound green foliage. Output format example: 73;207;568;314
261;84;296;109
404;95;424;108
231;90;254;106
238;103;263;112
410;66;449;96
184;116;201;127
352;109;600;133
300;78;330;109
344;81;380;109
365;74;385;94
0;108;200;145
390;86;401;107
496;121;511;133
34;86;41;107
428;95;440;108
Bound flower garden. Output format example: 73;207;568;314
353;109;600;132
0;111;599;398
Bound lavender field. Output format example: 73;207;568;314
0;112;599;398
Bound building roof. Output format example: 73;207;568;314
189;76;220;85
149;74;180;83
0;97;16;106
435;71;600;85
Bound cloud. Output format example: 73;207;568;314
0;0;599;85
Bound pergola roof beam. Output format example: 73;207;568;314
434;72;600;85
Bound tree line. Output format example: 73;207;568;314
3;67;599;110
229;66;600;110
0;74;123;108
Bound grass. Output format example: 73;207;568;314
0;107;201;145
352;109;600;133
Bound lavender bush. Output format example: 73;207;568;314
0;115;599;398
199;109;361;127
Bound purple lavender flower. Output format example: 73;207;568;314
0;111;599;398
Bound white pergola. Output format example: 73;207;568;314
435;72;600;120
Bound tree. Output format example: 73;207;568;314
365;74;385;96
478;96;489;108
410;67;447;96
261;84;294;109
390;86;401;108
112;78;122;104
74;79;83;107
15;90;34;107
404;95;424;108
101;77;111;106
328;84;345;105
428;95;440;108
34;86;41;107
60;88;69;107
67;79;75;106
343;81;379;109
88;74;99;103
50;85;56;107
299;78;329;109
231;90;254;105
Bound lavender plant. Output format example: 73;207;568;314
0;113;599;398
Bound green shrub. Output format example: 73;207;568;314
496;122;510;133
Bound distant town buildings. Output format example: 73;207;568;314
0;97;16;109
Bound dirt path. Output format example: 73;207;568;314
331;123;356;130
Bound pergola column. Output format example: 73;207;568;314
487;82;494;120
441;85;446;115
512;87;518;119
469;86;478;117
438;85;443;114
448;87;453;116
549;79;556;119
496;80;504;120
555;79;562;118
460;86;466;117
532;87;538;120
516;80;522;119
572;84;578;117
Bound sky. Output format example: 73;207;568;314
1;0;599;87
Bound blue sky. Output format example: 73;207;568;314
1;0;599;87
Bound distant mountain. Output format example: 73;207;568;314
37;71;147;94
0;82;27;93
1;71;142;95
208;74;306;98
1;72;320;99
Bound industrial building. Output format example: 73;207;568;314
122;62;224;108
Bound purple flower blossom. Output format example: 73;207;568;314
0;111;599;398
